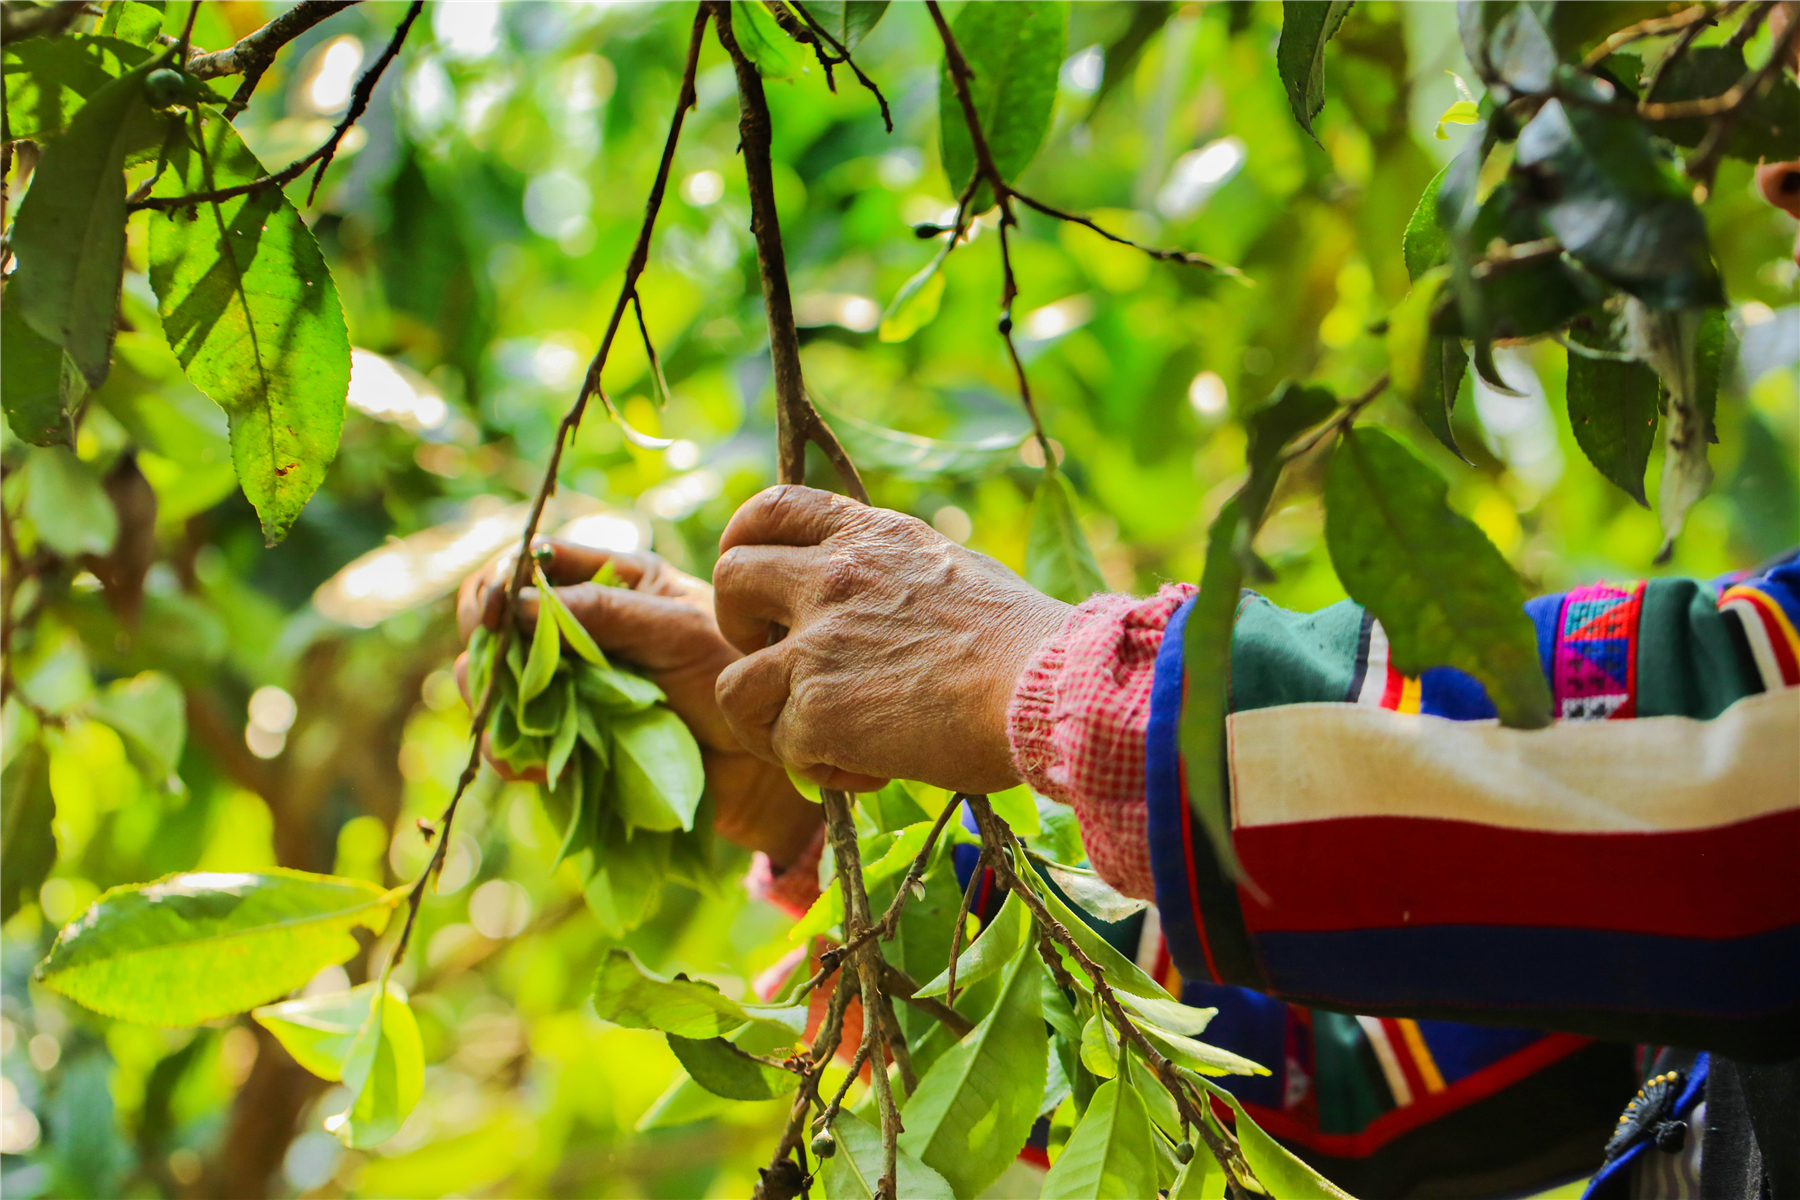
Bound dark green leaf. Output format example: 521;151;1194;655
9;63;165;388
609;706;704;832
1;33;151;142
1403;163;1449;282
36;869;397;1026
824;1112;957;1200
827;405;1025;480
1567;326;1658;506
1649;307;1717;559
900;935;1047;1198
148;108;351;545
1650;46;1800;164
23;446;118;557
1462;180;1603;342
1513;98;1722;310
1276;1;1354;143
1;744;58;923
1;291;77;446
573;659;664;712
800;0;889;49
1025;468;1106;604
97;1;165;46
1387;268;1468;459
666;1033;799;1101
519;597;561;703
638;1019;795;1130
1459;0;1557;95
1039;1076;1159;1200
590;947;806;1039
938;0;1067;201
1324;426;1551;728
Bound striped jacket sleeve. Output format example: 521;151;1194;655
1137;554;1800;1061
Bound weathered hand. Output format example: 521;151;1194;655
454;541;820;865
712;486;1071;795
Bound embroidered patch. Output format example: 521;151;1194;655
1554;582;1643;721
1719;585;1800;690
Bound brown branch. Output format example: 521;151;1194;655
185;0;359;80
1281;371;1390;462
1640;2;1797;119
1683;3;1793;193
881;961;975;1038
1583;3;1721;68
788;0;893;131
1011;190;1243;276
381;5;711;978
129;0;419;211
944;847;986;1008
965;796;1251;1199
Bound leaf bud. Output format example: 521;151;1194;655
997;313;1013;336
810;1129;837;1159
144;68;189;109
1175;1139;1195;1164
912;222;946;239
533;542;555;564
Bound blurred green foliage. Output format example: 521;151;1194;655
2;1;1796;1197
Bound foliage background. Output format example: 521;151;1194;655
3;1;1796;1197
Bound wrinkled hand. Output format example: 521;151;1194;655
713;486;1071;796
455;540;820;865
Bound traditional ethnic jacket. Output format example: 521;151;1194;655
991;551;1800;1199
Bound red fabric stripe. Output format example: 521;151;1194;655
1619;582;1642;718
1235;810;1800;938
1379;660;1405;709
1237;1034;1592;1158
1176;759;1224;984
1380;1017;1431;1100
1742;590;1800;685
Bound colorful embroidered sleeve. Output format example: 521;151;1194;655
1140;555;1800;1061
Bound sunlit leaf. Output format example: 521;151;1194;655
1039;1076;1159;1200
1025;468;1106;604
1402;163;1449;282
823;1111;956;1200
877;251;949;343
97;1;164;45
36;870;396;1026
610;706;704;832
900;934;1047;1198
1080;1012;1119;1079
518;593;561;703
1;33;152;143
1037;859;1147;924
1276;0;1353;143
590;947;805;1039
1325;427;1550;728
88;670;186;783
985;784;1041;837
271;981;423;1149
535;566;607;666
915;887;1029;999
1195;1077;1357;1199
148;108;351;545
1024;848;1168;1001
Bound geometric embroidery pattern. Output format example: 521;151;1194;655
1555;582;1643;721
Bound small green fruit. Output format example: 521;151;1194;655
144;68;188;109
810;1130;837;1159
1174;1139;1195;1164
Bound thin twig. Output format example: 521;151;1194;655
129;0;421;211
1683;3;1794;193
1012;191;1242;276
881;961;975;1038
173;0;202;66
788;0;893;131
1583;3;1719;68
1641;4;1798;119
381;6;711;977
1281;371;1390;463
944;847;986;1008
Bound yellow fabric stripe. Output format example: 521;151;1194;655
1397;675;1421;714
1725;586;1800;658
1397;1018;1446;1094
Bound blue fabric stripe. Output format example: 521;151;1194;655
1177;978;1290;1108
1526;591;1564;690
1414;1020;1543;1080
1417;666;1497;720
1754;560;1800;631
1256;923;1800;1017
1146;595;1208;982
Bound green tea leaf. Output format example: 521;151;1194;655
1025;469;1106;604
1139;1023;1265;1078
1038;859;1147;924
916;887;1029;999
732;1;803;80
573;659;664;712
9;63;162;388
97;1;165;46
1194;1078;1357;1199
638;1019;794;1130
535;566;607;666
1039;1076;1159;1200
1276;0;1354;143
877;250;949;343
1649;46;1800;164
610;706;704;832
1567;328;1658;506
36;869;396;1026
590;947;805;1039
0;290;78;446
23;446;118;558
666;1033;799;1101
1324;426;1550;728
1387;267;1466;459
801;0;890;49
518;596;561;704
88;670;186;783
938;0;1067;204
148;109;351;545
1023;847;1167;1001
1;744;58;923
1080;1012;1119;1078
985;784;1040;837
1114;991;1215;1039
1513;98;1722;310
466;624;496;710
1;33;152;143
1402;163;1449;282
549;749;589;868
900;935;1047;1198
826;403;1024;478
329;982;424;1148
824;1111;957;1200
546;679;580;789
1170;1151;1226;1200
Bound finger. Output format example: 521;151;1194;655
454;651;471;707
532;540;653;589
712;544;826;655
792;762;892;795
716;649;792;766
720;485;865;554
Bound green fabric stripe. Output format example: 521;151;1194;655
1636;578;1761;719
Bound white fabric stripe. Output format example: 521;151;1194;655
1723;596;1788;691
1354;1016;1414;1108
1134;905;1163;979
1229;688;1799;834
1355;621;1390;707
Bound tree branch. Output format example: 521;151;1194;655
185;0;359;79
788;0;893;131
129;0;420;211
